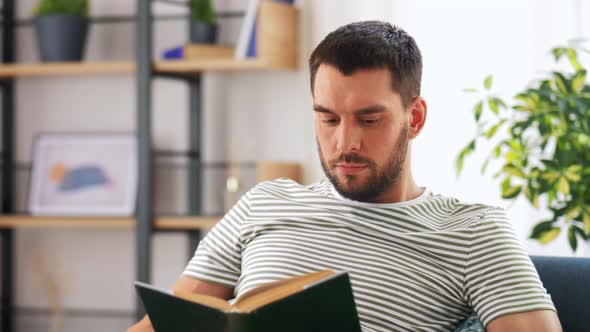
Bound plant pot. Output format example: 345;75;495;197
189;22;218;44
33;15;89;62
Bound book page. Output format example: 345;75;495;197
232;270;335;312
174;291;233;312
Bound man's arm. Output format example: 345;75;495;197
126;277;234;332
486;309;562;332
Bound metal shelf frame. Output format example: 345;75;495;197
136;0;220;319
1;1;14;330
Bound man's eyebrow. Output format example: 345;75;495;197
356;105;386;115
313;104;387;115
313;105;335;114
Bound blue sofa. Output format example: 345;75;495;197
531;256;590;332
456;256;590;332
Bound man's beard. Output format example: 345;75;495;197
318;124;409;202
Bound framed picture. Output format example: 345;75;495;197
29;133;138;216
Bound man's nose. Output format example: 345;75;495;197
336;121;361;153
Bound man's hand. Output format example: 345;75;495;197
126;277;234;332
487;309;562;332
126;315;152;332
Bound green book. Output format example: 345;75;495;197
134;270;362;332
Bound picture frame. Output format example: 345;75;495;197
29;133;138;216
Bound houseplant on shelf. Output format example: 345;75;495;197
32;0;90;62
456;46;590;252
189;0;217;43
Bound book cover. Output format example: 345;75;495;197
135;270;362;332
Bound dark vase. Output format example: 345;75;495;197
33;15;89;62
189;22;218;44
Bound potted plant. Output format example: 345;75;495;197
189;0;217;43
456;46;590;252
32;0;90;62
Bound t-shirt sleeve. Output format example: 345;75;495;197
463;207;556;327
181;190;252;288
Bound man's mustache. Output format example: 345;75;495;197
330;154;374;166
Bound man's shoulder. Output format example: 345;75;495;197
425;191;503;228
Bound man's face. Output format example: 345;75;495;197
313;64;411;202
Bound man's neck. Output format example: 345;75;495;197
370;177;423;204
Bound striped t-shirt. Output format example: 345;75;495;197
183;178;555;332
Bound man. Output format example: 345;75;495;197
129;21;562;332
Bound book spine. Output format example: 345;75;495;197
234;0;259;59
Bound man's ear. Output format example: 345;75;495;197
407;97;427;139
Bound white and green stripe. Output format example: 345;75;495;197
183;178;555;331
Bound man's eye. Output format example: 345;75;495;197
362;118;380;125
322;118;339;125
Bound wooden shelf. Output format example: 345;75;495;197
0;215;220;230
155;216;219;230
0;61;135;77
0;58;294;78
154;58;274;74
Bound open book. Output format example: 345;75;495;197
135;270;362;332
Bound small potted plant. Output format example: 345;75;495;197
32;0;90;62
189;0;217;43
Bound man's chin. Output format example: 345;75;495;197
333;176;368;194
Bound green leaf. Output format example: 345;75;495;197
508;139;522;152
455;140;475;176
488;98;499;114
484;75;493;90
502;165;526;178
485;119;506;138
481;157;490;174
502;185;522;199
493;145;502;158
515;93;536;108
463;88;479;93
568;226;578;251
565;165;582;182
551;47;566;61
33;0;89;16
573;225;588;240
565;206;582;221
572;70;587;92
541;171;560;183
492;97;507;109
474;101;483;121
505;151;519;163
524;185;539;208
548;190;556;205
553;72;569;95
540;159;559;169
190;0;217;24
567;48;582;71
538;228;561;244
584;211;590;233
557;176;570;196
530;220;556;239
566;165;583;173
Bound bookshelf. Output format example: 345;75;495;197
0;57;295;78
0;0;300;330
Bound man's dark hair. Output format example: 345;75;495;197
309;21;422;108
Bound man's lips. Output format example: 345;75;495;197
335;163;368;175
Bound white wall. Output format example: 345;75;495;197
10;0;589;327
